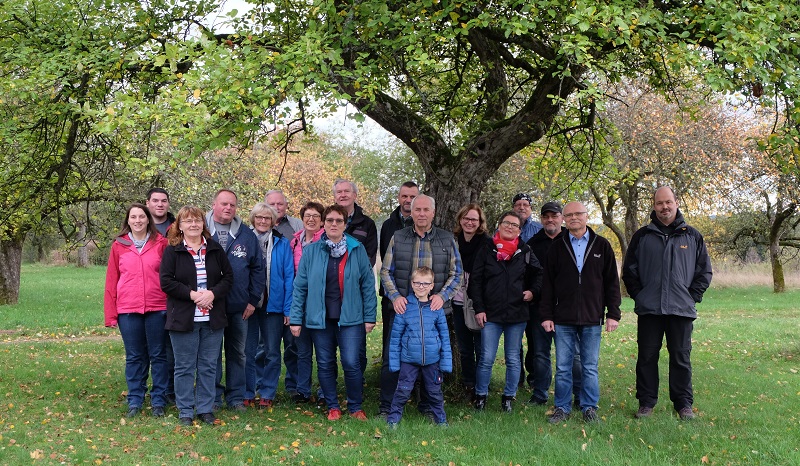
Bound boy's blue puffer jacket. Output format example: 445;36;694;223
388;295;452;372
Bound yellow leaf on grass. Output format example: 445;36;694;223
421;441;428;446
701;455;709;464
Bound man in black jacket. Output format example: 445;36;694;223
335;178;378;265
524;202;582;406
377;181;419;416
622;186;712;421
540;201;621;424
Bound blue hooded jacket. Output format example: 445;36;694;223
388;295;452;372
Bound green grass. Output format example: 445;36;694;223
1;265;799;465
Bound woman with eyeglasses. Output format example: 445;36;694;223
289;204;377;421
451;203;493;400
468;211;542;413
243;203;295;409
160;206;233;426
289;201;326;272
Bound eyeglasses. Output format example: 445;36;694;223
500;221;520;229
182;218;203;225
325;218;345;225
412;281;433;287
513;202;531;209
254;215;273;222
303;213;321;219
462;217;480;223
563;212;587;219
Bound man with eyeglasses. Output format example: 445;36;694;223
379;194;463;420
622;186;711;421
539;201;621;424
524;202;583;406
265;190;303;238
512;193;543;242
334;179;378;266
377;181;420;416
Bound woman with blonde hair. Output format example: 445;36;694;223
160;206;233;426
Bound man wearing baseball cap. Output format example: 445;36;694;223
512;193;543;243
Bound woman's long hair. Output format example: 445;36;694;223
453;203;488;236
117;203;159;241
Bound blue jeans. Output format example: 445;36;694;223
171;322;224;418
554;324;602;413
388;362;446;424
293;327;313;398
452;303;482;388
216;311;248;407
282;325;299;393
245;311;289;400
475;321;527;397
117;312;168;409
308;323;365;413
529;322;582;402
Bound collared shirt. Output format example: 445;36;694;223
381;226;462;302
569;229;590;273
520;215;543;243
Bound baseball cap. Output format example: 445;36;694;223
540;202;562;214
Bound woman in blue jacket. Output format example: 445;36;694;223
244;203;295;408
289;204;377;421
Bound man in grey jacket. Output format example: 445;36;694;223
622;186;712;420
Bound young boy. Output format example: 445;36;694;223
387;266;452;426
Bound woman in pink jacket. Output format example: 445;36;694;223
104;203;169;418
289;201;326;271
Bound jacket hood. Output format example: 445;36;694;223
205;211;243;237
648;209;687;230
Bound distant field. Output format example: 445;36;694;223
0;264;798;465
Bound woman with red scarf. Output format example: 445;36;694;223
468;211;542;413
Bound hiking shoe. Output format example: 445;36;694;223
582;407;599;423
152;406;165;418
376;410;390;421
179;417;193;426
126;407;141;418
258;398;274;409
474;394;487;411
350;410;367;421
501;395;514;413
229;403;247;412
243;398;256;408
528;395;547;406
165;394;177;407
548;407;570;424
198;413;218;425
293;393;311;404
327;408;342;421
421;410;437;423
436;421;449;427
678;407;695;420
635;406;654;419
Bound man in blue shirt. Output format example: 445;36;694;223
512;193;543;242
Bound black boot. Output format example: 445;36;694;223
474;394;487;411
501;395;514;413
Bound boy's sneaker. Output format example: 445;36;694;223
436;421;449;427
548;407;570;424
387;421;398;429
635;406;654;419
327;408;342;421
582;407;599;423
350;410;368;421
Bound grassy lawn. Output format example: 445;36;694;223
1;264;798;465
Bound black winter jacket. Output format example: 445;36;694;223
621;210;712;318
539;227;622;325
160;239;234;331
468;239;543;324
346;203;378;266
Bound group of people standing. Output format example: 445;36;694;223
103;181;711;428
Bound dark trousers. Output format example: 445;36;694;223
452;303;482;388
387;362;446;424
636;314;694;411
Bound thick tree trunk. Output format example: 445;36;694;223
769;237;785;293
0;233;25;305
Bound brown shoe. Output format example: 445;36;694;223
678;407;695;420
635;406;654;419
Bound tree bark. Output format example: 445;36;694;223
0;232;25;305
76;221;89;268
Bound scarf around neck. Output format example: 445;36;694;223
324;234;348;258
493;232;519;261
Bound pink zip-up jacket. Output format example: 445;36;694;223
104;234;168;327
290;228;325;272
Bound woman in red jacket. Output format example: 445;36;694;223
104;203;169;418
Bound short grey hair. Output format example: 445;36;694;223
333;178;358;195
249;202;278;224
411;194;435;211
264;189;289;204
